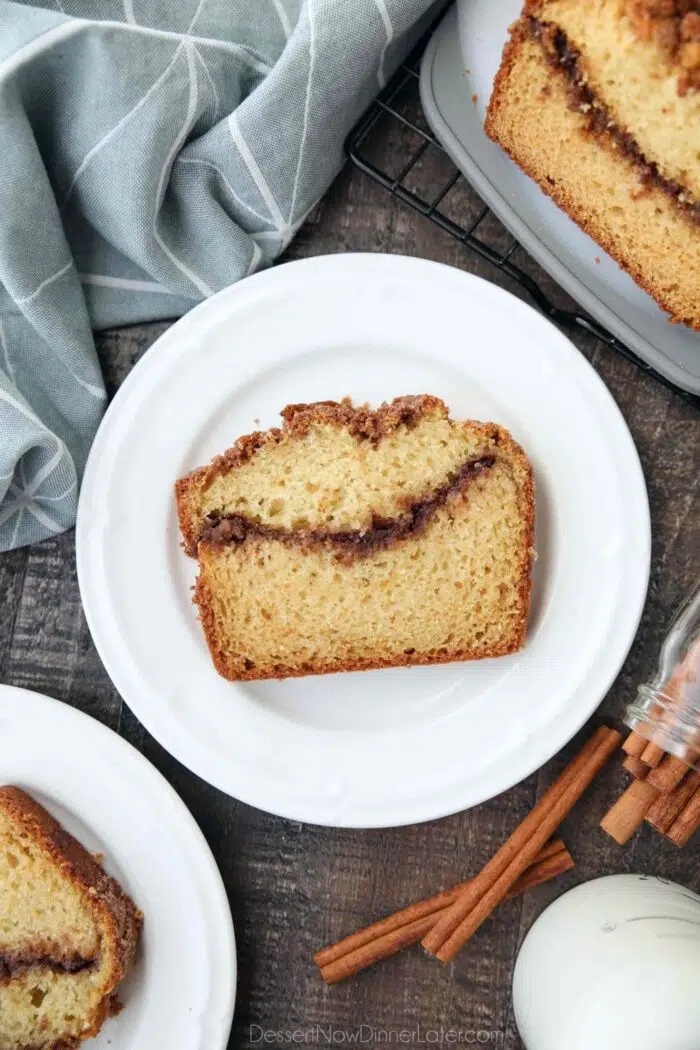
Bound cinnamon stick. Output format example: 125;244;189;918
641;740;666;768
645;753;689;794
600;777;659;844
422;726;621;963
645;769;700;834
667;785;700;847
316;839;572;984
622;730;649;759
315;838;564;969
320;914;435;985
622;754;649;779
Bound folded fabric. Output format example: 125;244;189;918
0;0;435;551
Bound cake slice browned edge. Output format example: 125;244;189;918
0;786;142;1042
484;5;700;330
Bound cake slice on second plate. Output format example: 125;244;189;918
0;787;142;1050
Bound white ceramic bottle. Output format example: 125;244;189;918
513;875;700;1050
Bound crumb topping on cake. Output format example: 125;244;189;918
624;0;700;93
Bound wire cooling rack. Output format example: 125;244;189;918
344;26;699;408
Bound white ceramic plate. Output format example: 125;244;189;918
77;253;650;828
0;685;236;1050
418;3;700;396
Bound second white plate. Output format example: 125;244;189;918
0;685;235;1050
77;253;650;827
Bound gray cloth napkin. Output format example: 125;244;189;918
0;0;434;550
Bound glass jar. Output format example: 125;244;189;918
625;580;700;768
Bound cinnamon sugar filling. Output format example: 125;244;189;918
0;949;96;981
529;15;700;226
199;455;496;559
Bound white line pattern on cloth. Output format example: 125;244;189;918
0;387;71;453
34;479;78;502
14;260;73;305
271;0;292;39
288;0;315;224
252;229;284;243
67;375;105;399
186;0;206;36
12;264;105;399
8;483;63;533
21;442;65;497
177;157;272;226
79;273;173;293
371;0;393;88
153;42;214;296
228;111;290;237
0;388;76;537
0;322;15;384
0;500;20;530
246;240;262;275
193;45;220;122
90;20;273;72
0;21;82;80
123;0;136;23
62;42;184;207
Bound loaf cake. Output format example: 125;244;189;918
485;0;700;329
175;396;534;681
0;786;142;1050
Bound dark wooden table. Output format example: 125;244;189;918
1;142;699;1050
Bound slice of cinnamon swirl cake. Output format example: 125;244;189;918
175;396;534;681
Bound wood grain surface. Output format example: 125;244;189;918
1;119;699;1050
